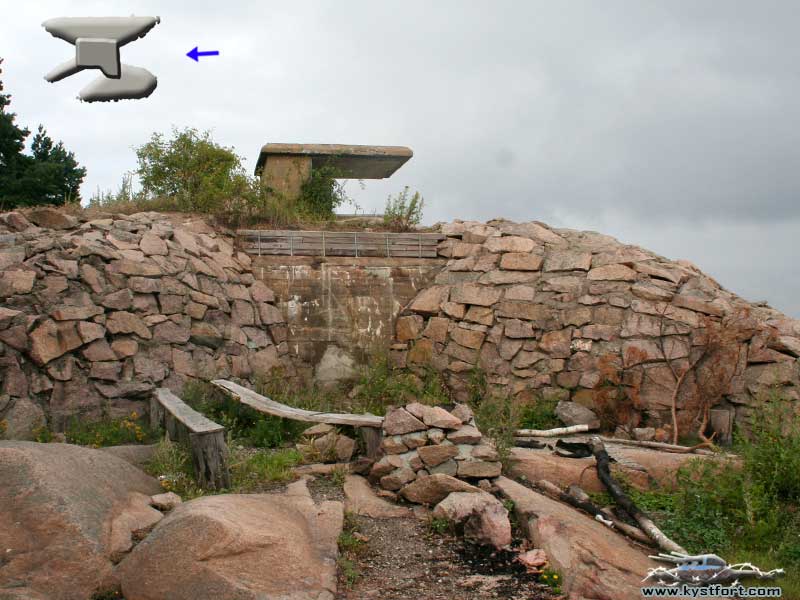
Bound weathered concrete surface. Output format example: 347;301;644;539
253;255;444;382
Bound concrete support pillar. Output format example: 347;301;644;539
259;155;312;201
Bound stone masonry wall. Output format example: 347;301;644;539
0;208;289;436
393;220;800;434
252;255;443;384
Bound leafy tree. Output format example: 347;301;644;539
135;127;246;212
0;58;86;209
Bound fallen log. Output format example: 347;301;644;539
536;480;653;546
515;424;592;437
588;437;686;555
512;438;547;449
598;436;715;455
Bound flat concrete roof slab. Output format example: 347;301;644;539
255;143;413;179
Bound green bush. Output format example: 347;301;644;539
517;397;560;430
182;380;306;448
297;164;350;219
65;412;159;447
383;186;424;232
135;127;244;212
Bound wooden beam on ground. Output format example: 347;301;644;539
151;388;231;490
515;424;592;437
211;379;385;428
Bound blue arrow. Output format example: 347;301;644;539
187;46;220;62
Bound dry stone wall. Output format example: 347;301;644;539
370;401;502;501
393;219;800;433
0;208;289;436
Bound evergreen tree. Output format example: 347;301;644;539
0;58;86;209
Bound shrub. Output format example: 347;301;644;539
383;186;424;232
65;412;159;447
182;380;305;448
517;397;560;430
297;164;350;219
135;127;244;213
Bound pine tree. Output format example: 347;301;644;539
0;57;86;209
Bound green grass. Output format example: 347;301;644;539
337;511;367;587
229;448;302;490
144;436;302;498
65;412;160;447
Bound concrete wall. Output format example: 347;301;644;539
252;255;444;383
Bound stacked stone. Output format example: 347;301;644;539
390;219;800;432
369;401;501;500
0;208;289;436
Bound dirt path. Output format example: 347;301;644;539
303;474;563;599
333;513;561;600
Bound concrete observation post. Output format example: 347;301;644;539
253;143;413;201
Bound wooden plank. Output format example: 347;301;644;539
211;379;385;428
190;430;231;489
154;388;224;434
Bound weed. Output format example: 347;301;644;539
338;511;366;587
229;448;302;490
383;186;424;232
65;412;159;447
28;419;53;442
471;392;517;466
427;516;453;535
330;464;348;488
337;556;361;587
145;436;205;499
517;397;560;430
338;530;367;555
538;567;562;593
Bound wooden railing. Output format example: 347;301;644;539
237;230;445;258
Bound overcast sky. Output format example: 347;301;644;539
2;1;798;316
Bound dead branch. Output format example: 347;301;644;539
588;437;687;554
515;424;593;437
599;436;715;455
536;479;654;546
513;438;547;449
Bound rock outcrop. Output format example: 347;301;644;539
0;210;289;433
0;441;162;600
495;476;656;600
394;219;800;432
116;479;343;600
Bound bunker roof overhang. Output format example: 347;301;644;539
254;143;413;179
